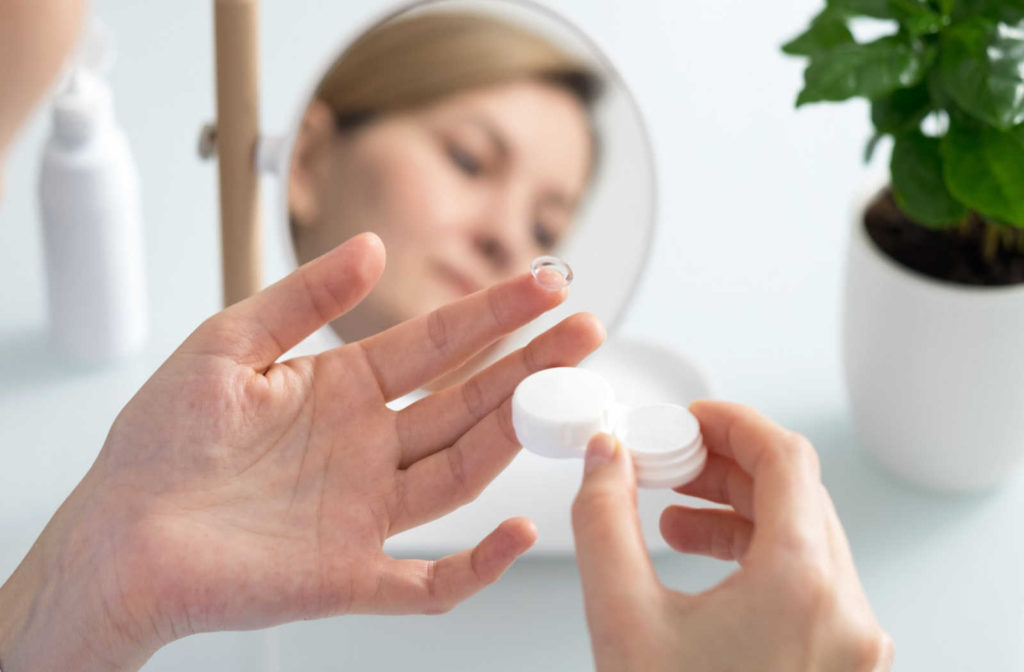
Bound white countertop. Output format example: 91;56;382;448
1;0;1021;669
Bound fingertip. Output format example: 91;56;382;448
321;232;386;287
572;312;606;347
587;432;616;451
533;266;570;291
474;518;537;582
688;398;718;418
358;230;384;252
544;313;605;360
659;505;700;557
524;269;569;303
351;231;387;273
502;516;538;552
658;505;684;550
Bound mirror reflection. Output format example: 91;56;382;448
285;1;655;385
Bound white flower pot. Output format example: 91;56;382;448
842;197;1024;492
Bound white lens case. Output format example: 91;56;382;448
512;367;707;489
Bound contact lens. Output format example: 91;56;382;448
530;256;573;290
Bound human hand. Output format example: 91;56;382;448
571;401;893;672
0;233;604;671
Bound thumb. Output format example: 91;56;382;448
572;434;659;615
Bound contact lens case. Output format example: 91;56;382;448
512;367;707;489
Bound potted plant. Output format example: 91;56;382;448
783;0;1024;491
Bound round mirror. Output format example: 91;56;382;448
274;0;656;392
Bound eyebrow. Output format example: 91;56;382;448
462;115;581;214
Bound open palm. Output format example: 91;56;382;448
83;233;603;647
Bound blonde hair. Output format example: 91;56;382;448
314;10;603;130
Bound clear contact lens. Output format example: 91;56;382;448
531;256;573;290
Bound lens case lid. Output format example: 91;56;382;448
512;367;707;489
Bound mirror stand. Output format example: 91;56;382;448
213;0;263;306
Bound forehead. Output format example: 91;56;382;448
422;79;594;192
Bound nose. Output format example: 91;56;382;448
471;189;533;275
473;235;512;271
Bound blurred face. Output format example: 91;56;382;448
289;78;593;343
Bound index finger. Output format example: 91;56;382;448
183;233;385;370
689;400;828;559
358;271;567;401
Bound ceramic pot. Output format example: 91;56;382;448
842;195;1024;492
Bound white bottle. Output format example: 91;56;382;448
39;66;147;365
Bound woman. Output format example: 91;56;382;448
0;3;891;670
288;12;601;350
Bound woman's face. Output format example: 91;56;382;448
289;78;593;342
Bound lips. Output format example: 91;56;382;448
434;262;483;297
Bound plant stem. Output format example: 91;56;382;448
1003;227;1017;251
983;221;1001;263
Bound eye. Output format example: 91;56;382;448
447;144;482;177
533;222;557;249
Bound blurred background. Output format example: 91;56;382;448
1;0;1021;669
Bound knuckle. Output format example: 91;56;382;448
709;522;736;561
299;264;337;325
446;445;476;505
460;375;488;421
521;340;542;375
726;523;750;561
784;432;821;476
486;283;515;330
421;561;454;615
427;307;451;355
570;494;588;527
495;403;518;445
570;493;593;530
845;628;887;671
780;557;834;617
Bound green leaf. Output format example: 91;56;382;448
936;0;955;17
940;18;1024;130
891;132;967;226
871;82;933;132
797;36;931;105
889;0;946;35
942;118;1024;225
783;8;855;56
956;0;1024;23
828;0;895;18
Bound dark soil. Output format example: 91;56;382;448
864;189;1024;286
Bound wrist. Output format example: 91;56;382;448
0;479;161;672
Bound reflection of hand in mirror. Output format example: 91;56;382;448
0;233;605;670
288;12;603;379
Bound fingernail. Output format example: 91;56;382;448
585;434;617;473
